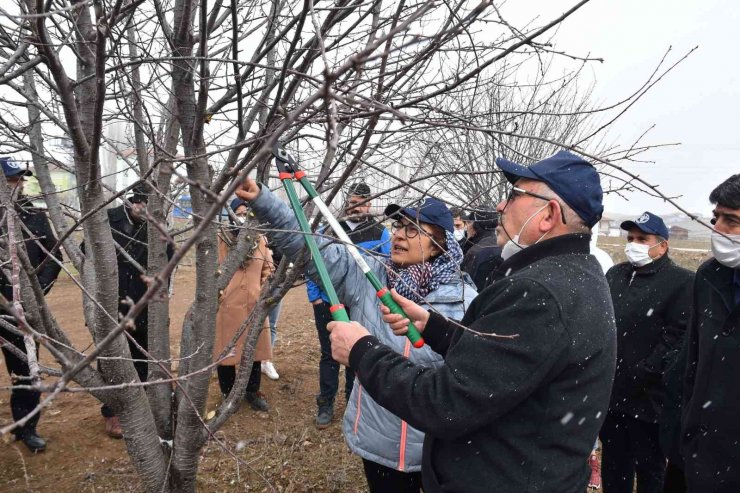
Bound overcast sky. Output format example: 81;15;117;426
503;0;739;217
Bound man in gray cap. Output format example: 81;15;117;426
326;150;617;493
0;157;62;452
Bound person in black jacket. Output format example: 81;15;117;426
600;212;693;493
0;157;62;452
325;151;617;493
460;207;502;290
680;174;740;492
96;182;173;438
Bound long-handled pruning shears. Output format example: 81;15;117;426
273;145;425;348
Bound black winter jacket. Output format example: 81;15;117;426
349;233;617;493
106;205;173;328
681;259;740;492
460;230;502;291
605;255;693;423
0;200;62;303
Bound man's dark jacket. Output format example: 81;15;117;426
605;255;693;423
460;230;502;291
0;201;62;301
107;205;174;328
349;233;617;493
681;258;740;492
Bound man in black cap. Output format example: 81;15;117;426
95;181;173;438
0;157;62;452
305;181;390;428
599;212;693;493
460;207;502;290
327;150;617;493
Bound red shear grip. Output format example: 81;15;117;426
412;338;425;349
329;304;345;313
294;170;306;179
376;287;388;298
278;172;293;180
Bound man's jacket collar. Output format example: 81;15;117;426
632;252;671;276
498;233;591;277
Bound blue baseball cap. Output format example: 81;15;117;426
230;197;247;212
495;150;604;228
385;197;454;233
1;157;32;178
620;211;669;239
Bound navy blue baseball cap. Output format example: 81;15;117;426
620;211;669;239
495;150;604;228
230;197;247;212
385;197;454;233
1;157;32;178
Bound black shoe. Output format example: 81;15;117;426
15;431;47;453
316;396;334;429
245;391;269;412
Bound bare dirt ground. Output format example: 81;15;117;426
0;243;711;492
0;269;365;492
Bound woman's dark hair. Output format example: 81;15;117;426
710;174;740;209
426;224;448;253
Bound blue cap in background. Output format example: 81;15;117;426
495;150;604;228
385;197;454;233
620;211;670;239
1;157;32;178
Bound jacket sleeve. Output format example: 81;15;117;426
377;227;391;256
421;310;461;358
35;212;63;294
348;278;569;440
250;186;364;305
306;280;323;303
641;272;694;375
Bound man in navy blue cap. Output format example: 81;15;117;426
326;150;618;493
0;157;62;452
598;212;693;493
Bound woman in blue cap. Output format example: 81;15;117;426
213;198;274;412
235;179;477;492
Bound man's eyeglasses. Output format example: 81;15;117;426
505;186;568;225
391;221;422;239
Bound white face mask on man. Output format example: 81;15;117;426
624;241;662;267
711;230;740;268
500;204;550;261
453;229;466;242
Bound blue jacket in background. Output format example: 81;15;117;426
306;218;391;303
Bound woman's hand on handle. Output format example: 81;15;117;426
380;289;430;337
235;178;260;202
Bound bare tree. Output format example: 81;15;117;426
0;0;695;489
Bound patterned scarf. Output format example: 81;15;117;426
386;230;464;303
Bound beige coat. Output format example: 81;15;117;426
213;234;273;366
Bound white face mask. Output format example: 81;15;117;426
453;229;466;241
711;230;740;268
500;204;549;261
235;216;246;225
624;241;661;267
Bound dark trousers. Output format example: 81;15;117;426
662;461;686;493
313;302;354;402
101;323;149;418
362;459;422;493
217;362;261;396
600;412;666;493
1;324;41;436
